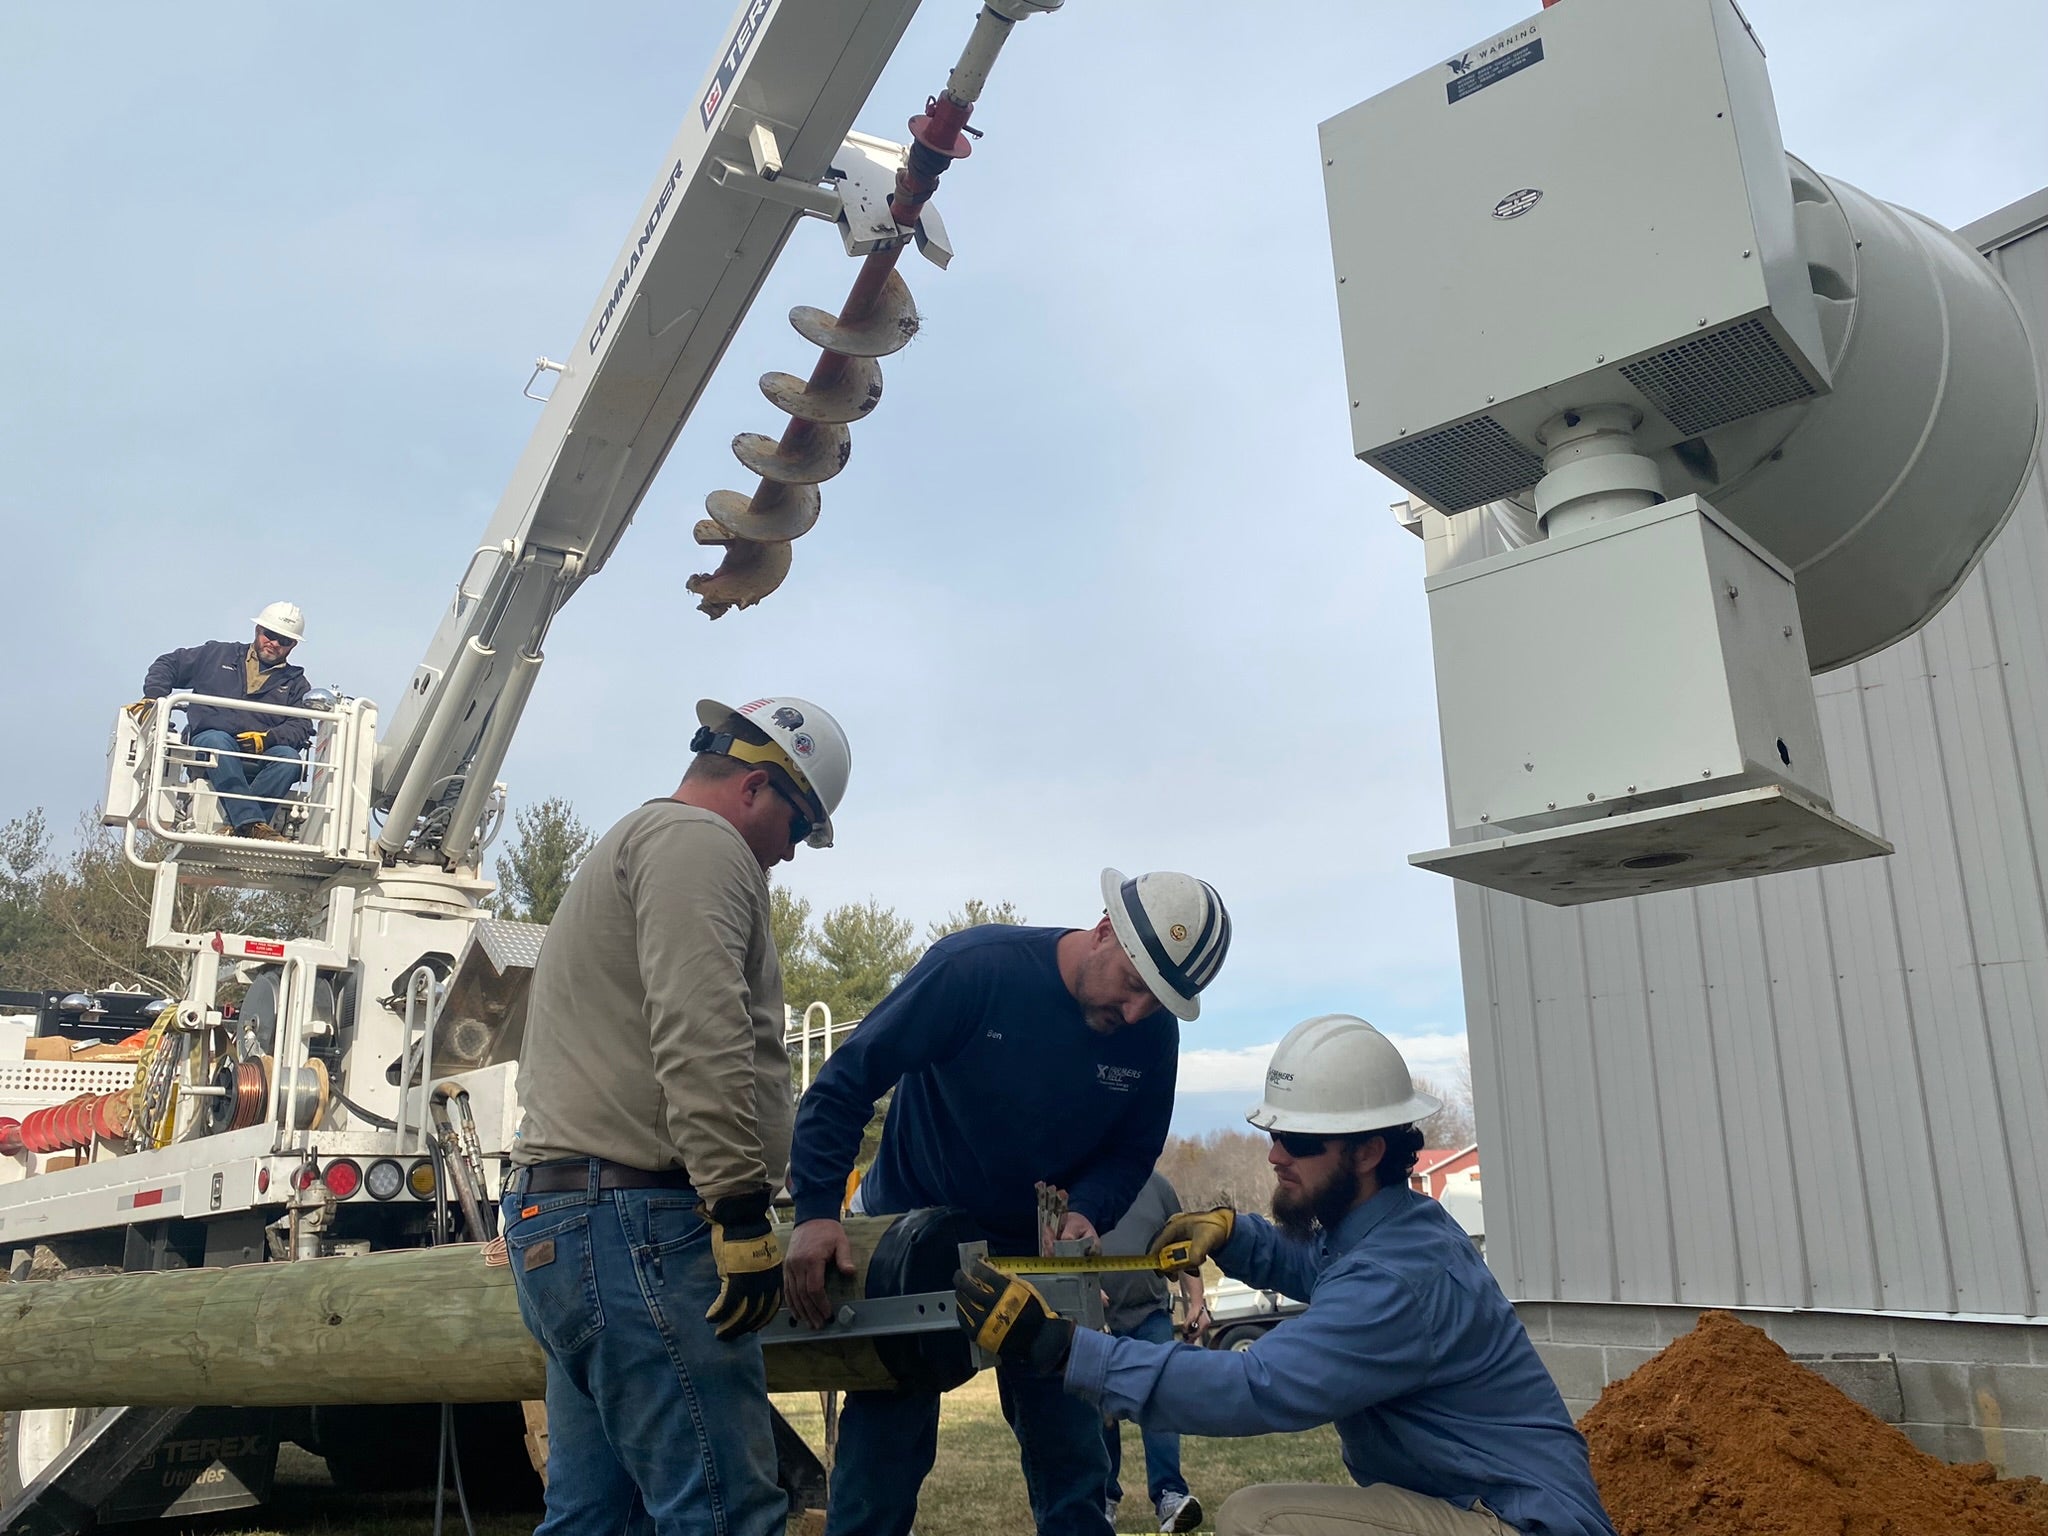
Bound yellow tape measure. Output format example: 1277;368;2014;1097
985;1241;1193;1275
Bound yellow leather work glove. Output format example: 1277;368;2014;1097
702;1189;783;1340
1154;1206;1235;1274
953;1258;1075;1373
124;699;155;720
235;731;268;753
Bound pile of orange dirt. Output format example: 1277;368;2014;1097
1579;1309;2048;1536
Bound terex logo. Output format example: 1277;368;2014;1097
144;1434;267;1468
701;0;774;129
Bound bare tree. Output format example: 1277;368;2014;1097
29;817;237;993
1415;1069;1478;1150
1157;1129;1277;1213
0;810;54;985
1;810;326;995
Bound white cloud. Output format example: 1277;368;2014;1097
1177;1045;1280;1095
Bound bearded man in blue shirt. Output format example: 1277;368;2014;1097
956;1014;1618;1536
783;869;1232;1536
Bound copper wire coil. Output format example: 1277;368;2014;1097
206;1059;268;1134
227;1061;267;1131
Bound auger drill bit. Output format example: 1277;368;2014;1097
690;273;920;616
690;0;1061;618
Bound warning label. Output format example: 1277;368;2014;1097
1446;37;1545;105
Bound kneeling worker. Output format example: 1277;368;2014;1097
503;696;851;1536
956;1014;1617;1536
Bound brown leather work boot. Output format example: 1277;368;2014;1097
238;823;288;842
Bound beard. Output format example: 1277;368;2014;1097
1271;1156;1363;1240
1082;1004;1123;1034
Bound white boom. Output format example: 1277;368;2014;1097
74;0;1058;1262
371;0;929;865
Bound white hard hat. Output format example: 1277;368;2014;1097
1247;1014;1441;1135
251;601;305;644
1100;868;1231;1022
695;695;850;848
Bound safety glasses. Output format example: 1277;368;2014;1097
769;782;814;847
256;628;296;650
1268;1130;1329;1159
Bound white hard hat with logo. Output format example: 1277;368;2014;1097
694;695;850;848
251;601;305;644
1100;868;1231;1022
1247;1014;1441;1134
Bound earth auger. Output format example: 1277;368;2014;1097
689;0;1060;616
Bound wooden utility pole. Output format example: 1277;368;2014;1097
0;1217;921;1410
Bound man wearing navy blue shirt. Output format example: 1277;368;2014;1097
784;869;1231;1536
957;1015;1618;1536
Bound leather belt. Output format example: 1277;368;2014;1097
513;1158;693;1195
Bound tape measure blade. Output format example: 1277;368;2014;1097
985;1254;1162;1274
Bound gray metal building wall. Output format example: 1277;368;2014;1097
1455;188;2048;1323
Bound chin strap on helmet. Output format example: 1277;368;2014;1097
690;725;825;819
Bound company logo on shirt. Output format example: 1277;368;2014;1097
1097;1064;1144;1093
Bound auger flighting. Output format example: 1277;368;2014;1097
689;0;1062;618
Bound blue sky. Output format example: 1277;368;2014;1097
3;2;2041;1137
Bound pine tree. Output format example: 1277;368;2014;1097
491;796;594;924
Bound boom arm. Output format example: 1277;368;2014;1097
372;0;928;863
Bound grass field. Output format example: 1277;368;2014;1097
191;1374;1346;1536
775;1376;1347;1536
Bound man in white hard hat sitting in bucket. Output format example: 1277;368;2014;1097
954;1015;1618;1536
133;601;312;841
783;869;1232;1536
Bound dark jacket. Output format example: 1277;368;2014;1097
142;639;312;749
788;926;1176;1244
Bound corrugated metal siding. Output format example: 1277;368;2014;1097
1461;204;2048;1319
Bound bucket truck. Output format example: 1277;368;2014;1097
5;0;2040;1526
0;0;1060;1520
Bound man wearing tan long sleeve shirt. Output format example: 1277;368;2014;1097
501;694;852;1536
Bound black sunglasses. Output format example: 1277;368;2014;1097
1268;1130;1329;1159
256;628;296;649
769;782;814;846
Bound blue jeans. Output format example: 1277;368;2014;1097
501;1172;785;1536
828;1363;1112;1536
1102;1310;1187;1507
189;729;300;830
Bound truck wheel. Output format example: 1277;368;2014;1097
0;1256;121;1515
1212;1325;1265;1353
0;1407;104;1512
